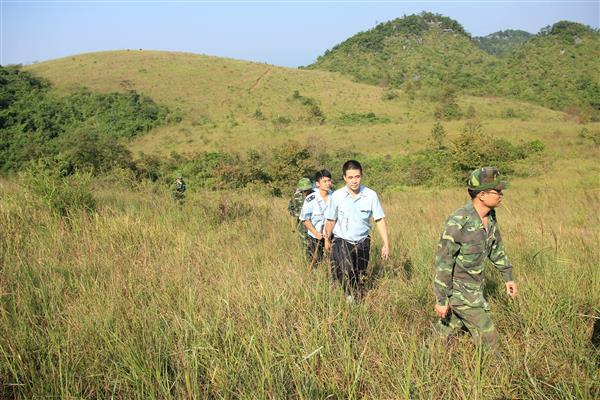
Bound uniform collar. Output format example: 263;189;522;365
315;189;331;202
465;202;496;226
343;185;366;198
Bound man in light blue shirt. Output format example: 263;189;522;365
299;170;333;267
325;160;390;302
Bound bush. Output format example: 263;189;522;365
450;121;545;180
0;66;172;173
338;112;390;125
291;91;326;124
272;115;291;128
55;129;134;176
381;90;399;101
430;122;446;148
434;100;462;120
20;165;96;217
501;108;520;119
578;127;600;145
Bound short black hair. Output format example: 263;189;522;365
468;188;481;199
314;169;332;182
342;160;362;176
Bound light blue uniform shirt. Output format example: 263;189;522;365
326;185;385;243
299;189;331;239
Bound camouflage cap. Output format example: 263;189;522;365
467;167;509;191
296;177;313;191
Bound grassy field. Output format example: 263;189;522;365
0;157;598;398
3;49;598;398
24;50;582;158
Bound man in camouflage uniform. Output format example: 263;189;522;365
434;167;518;349
288;178;313;238
173;175;186;202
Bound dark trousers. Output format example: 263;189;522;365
330;236;371;297
305;235;325;266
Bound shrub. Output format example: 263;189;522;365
466;105;477;119
272;115;291;128
55;129;134;176
434;100;462;120
254;109;265;120
578;128;600;145
338;112;390;125
501;108;519;119
20;165;96;217
381;90;399;101
0;66;172;173
291;91;326;124
430;122;446;148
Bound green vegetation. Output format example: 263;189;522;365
1;28;599;398
291;90;326;124
125;120;545;195
0;66;173;174
308;12;492;91
492;21;600;116
337;112;391;125
474;29;533;57
19;165;97;217
308;15;599;117
24;50;573;157
1;159;598;398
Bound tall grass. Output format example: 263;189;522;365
0;164;598;398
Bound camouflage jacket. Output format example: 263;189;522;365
288;189;305;218
434;202;513;308
175;181;186;193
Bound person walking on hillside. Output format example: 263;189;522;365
300;170;333;267
288;177;314;239
324;160;390;303
173;175;186;202
433;167;518;350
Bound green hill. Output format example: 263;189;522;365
491;21;600;114
26;49;567;159
474;29;533;57
308;14;599;116
306;12;494;92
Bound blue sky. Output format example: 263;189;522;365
2;1;598;67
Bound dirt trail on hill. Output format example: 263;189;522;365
249;68;272;91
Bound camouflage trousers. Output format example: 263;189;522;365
435;304;499;349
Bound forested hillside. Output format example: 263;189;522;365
307;12;494;93
491;21;600;114
474;29;533;57
0;66;173;174
308;13;600;118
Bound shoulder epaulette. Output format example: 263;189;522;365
306;194;315;202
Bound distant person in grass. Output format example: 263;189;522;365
299;170;333;267
173;175;186;201
288;177;314;239
325;160;390;303
434;167;518;349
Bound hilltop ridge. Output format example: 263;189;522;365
308;13;599;116
473;29;533;57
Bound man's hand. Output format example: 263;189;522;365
315;232;323;240
324;238;331;252
434;304;450;318
505;281;518;298
380;244;389;261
